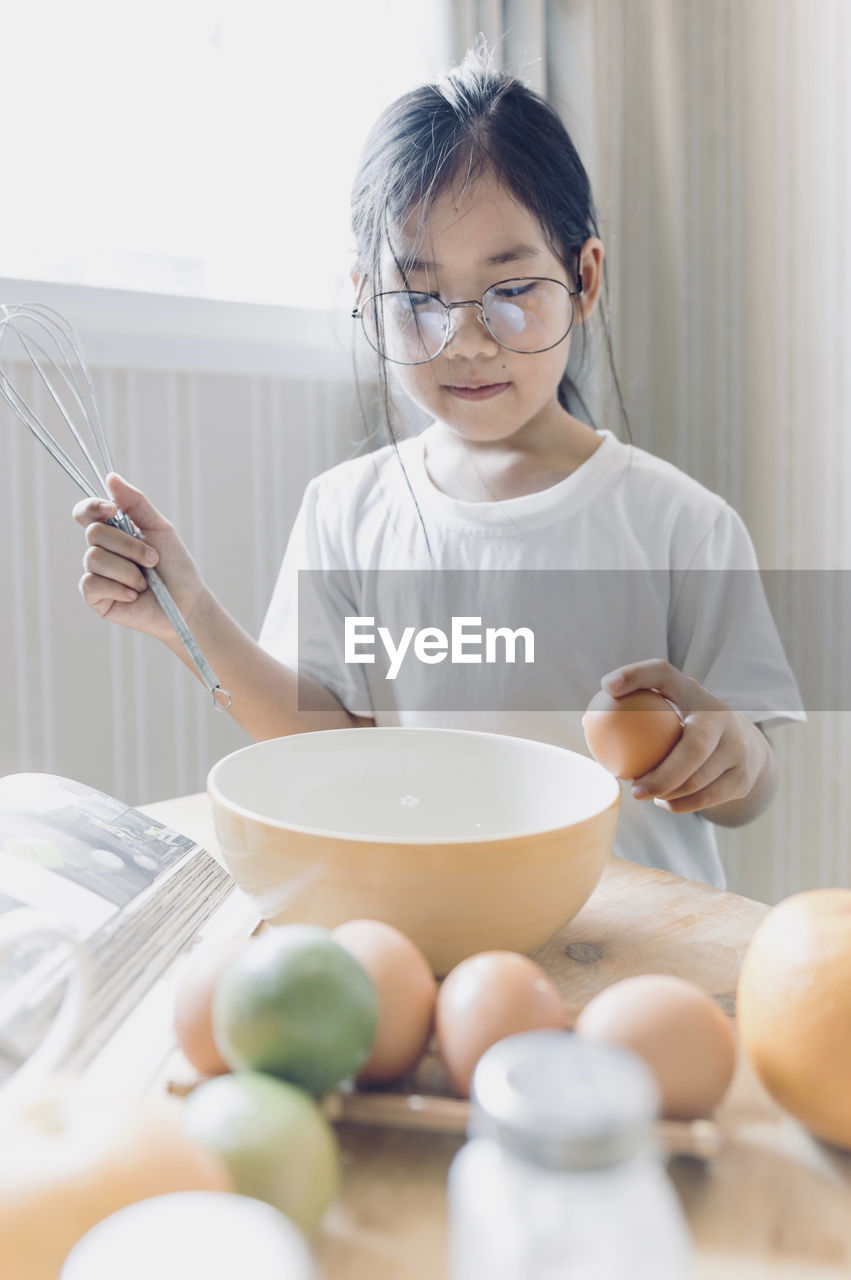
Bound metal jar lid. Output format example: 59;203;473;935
469;1030;661;1171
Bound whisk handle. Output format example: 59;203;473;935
107;515;232;711
145;566;233;710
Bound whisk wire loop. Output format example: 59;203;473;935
0;301;231;711
5;332;102;498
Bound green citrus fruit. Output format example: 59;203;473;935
212;924;378;1095
181;1070;340;1235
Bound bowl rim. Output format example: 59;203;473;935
206;726;621;846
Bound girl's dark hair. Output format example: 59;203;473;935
350;42;630;517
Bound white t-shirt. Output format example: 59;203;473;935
259;427;805;888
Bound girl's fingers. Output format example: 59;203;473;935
105;473;170;532
630;715;725;798
73;479;171;544
652;766;742;814
83;545;150;592
651;752;729;801
601;660;722;716
85;520;159;568
79;571;140;609
72;497;117;527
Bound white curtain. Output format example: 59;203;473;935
450;1;851;901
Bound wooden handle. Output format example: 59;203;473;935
169;1077;721;1160
657;1118;722;1160
321;1089;721;1159
320;1089;469;1135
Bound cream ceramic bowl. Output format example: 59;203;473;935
207;727;620;974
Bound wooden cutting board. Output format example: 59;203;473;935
142;794;851;1279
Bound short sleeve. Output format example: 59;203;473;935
258;479;373;718
667;504;806;731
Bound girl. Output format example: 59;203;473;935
73;45;803;889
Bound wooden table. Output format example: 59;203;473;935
142;794;851;1280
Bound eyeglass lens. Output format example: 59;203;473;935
360;278;574;365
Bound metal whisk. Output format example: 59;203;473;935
0;302;231;709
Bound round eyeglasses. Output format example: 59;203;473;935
352;277;581;366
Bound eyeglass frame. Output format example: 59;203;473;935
351;274;584;366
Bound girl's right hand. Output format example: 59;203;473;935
73;473;206;643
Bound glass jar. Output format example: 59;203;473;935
447;1030;693;1280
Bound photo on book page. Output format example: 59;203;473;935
0;773;235;1086
0;773;196;932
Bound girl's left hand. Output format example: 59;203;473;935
600;659;771;815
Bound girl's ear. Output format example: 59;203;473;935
351;271;367;304
574;238;604;324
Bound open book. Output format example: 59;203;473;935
0;773;249;1087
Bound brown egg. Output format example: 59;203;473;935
574;974;737;1119
173;938;246;1077
436;951;567;1097
332;919;437;1083
582;687;683;780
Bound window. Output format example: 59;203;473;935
3;1;449;309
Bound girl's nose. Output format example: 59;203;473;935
444;305;499;359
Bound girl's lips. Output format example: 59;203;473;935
444;382;511;401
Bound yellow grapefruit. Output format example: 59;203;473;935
0;1085;232;1280
737;888;851;1149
